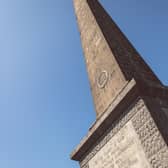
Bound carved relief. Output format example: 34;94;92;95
97;70;109;89
89;122;151;168
80;99;144;167
80;99;168;168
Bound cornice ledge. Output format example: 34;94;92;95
71;79;139;161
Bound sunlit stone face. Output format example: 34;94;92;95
89;121;151;168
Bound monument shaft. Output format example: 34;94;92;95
71;0;168;167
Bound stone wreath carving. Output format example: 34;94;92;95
97;70;109;89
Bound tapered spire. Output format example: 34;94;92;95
74;0;163;118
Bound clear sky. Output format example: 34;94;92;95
0;0;167;167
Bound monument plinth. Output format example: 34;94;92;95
71;0;168;167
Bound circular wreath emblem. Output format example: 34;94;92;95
97;70;109;89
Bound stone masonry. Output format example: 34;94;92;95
71;0;168;167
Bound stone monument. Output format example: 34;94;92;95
71;0;168;167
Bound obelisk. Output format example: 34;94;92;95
71;0;168;167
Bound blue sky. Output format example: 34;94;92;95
0;0;167;167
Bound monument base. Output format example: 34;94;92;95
71;80;168;168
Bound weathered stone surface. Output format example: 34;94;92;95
74;0;127;117
89;121;151;168
79;99;168;168
73;0;163;118
71;0;168;167
162;108;168;119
